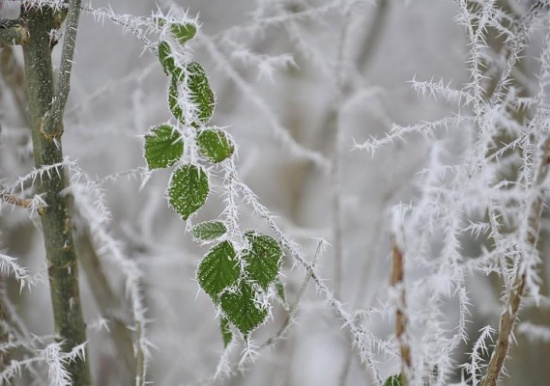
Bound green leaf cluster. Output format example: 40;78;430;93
196;232;283;342
144;17;284;349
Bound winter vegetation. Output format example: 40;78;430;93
0;0;550;385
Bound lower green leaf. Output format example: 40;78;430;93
197;241;240;301
220;281;268;336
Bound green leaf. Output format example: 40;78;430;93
187;62;215;123
197;129;234;163
158;41;182;79
170;23;197;45
220;281;267;336
143;124;183;170
243;231;282;290
384;374;403;386
220;317;233;348
168;164;209;220
192;221;227;241
169;76;185;124
197;241;240;301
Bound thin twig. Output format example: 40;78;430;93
42;0;81;138
0;43;29;124
390;237;410;385
0;190;34;208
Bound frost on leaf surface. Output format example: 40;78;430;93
144;124;183;169
197;241;240;301
220;281;267;336
192;221;227;241
168;164;209;220
169;76;185;124
243;231;282;290
197;128;234;163
170;23;197;45
187;62;215;123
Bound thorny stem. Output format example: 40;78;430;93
482;136;550;386
20;5;91;385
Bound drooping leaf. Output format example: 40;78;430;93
384;374;403;386
220;317;233;348
143;124;183;170
170;23;197;45
168;164;209;220
243;231;282;290
187;62;215;123
169;76;185;124
158;41;182;79
192;221;227;241
197;129;234;163
197;241;240;301
220;281;267;336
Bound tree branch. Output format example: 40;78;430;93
20;6;91;385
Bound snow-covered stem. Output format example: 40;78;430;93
233;172;384;384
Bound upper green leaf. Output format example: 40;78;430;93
144;124;183;170
197;241;240;301
170;23;197;45
197;129;235;163
243;231;282;290
192;221;227;241
220;281;267;336
168;164;209;220
187;62;215;123
158;41;182;79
